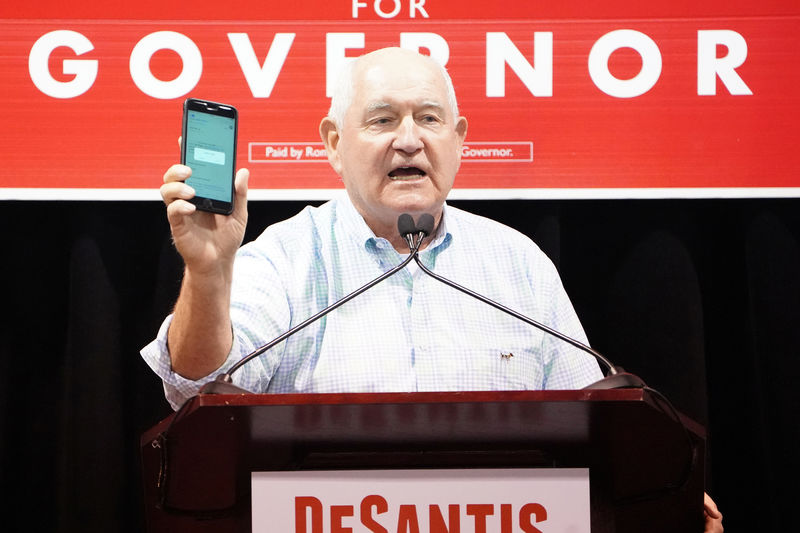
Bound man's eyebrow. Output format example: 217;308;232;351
364;101;446;114
419;101;445;111
365;102;393;114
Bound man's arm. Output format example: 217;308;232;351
160;163;249;379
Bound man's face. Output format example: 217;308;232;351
321;49;467;239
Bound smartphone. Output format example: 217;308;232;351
181;98;238;215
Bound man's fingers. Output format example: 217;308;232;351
166;197;197;220
234;168;249;198
163;164;192;184
160;180;195;205
233;167;249;220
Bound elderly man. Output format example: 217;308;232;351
142;47;722;532
143;46;601;403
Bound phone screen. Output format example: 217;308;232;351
181;99;237;214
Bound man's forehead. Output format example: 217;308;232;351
357;53;446;89
357;48;438;74
338;48;458;124
354;67;450;114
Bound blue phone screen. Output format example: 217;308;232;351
184;110;235;202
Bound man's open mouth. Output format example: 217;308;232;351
388;166;426;180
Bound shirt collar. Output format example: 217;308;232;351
426;202;450;251
335;195;378;250
336;196;453;255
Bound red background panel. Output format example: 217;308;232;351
1;2;798;197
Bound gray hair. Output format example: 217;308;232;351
327;51;460;129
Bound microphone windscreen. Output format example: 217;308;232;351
417;214;435;236
397;213;416;237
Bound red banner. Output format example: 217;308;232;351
2;2;799;199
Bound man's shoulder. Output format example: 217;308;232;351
443;204;559;275
446;204;536;246
256;199;338;240
236;200;339;260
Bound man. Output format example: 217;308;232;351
142;47;722;532
143;46;601;403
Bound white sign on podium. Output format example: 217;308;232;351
252;468;590;532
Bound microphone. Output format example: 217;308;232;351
200;214;426;394
399;212;431;252
405;214;644;390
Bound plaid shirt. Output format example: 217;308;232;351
141;197;602;409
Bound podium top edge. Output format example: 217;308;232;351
192;388;647;407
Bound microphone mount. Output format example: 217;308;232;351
400;214;644;390
202;211;644;395
201;214;429;394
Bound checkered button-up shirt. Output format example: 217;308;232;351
141;198;602;409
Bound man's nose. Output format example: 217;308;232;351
392;116;424;154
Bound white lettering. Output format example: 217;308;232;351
400;32;449;66
29;30;98;98
265;146;288;157
326;33;365;97
410;0;429;18
352;0;428;18
26;28;754;100
486;32;553;97
305;146;327;157
697;30;752;96
228;33;295;98
588;29;662;98
352;0;368;18
462;146;514;157
374;0;402;19
129;31;202;99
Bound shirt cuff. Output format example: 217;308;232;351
139;314;252;410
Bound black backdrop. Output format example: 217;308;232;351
1;197;798;531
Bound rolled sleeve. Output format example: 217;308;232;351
139;314;258;410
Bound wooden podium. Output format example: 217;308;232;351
140;389;705;532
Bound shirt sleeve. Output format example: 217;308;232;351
139;314;258;410
535;258;604;389
139;229;295;410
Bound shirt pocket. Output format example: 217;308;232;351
424;344;544;391
480;346;544;390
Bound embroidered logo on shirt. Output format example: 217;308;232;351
500;352;514;361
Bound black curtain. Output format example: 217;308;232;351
1;198;798;531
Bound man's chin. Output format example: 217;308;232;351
386;199;443;219
384;188;447;213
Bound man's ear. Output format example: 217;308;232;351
319;117;343;176
455;116;468;145
453;116;468;163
